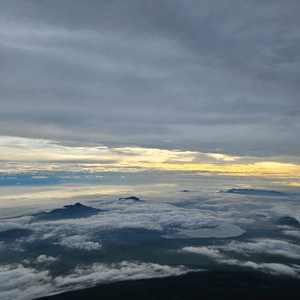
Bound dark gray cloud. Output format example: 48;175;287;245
1;0;300;156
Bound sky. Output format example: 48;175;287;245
1;0;300;182
2;2;300;299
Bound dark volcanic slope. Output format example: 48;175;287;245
36;270;300;300
276;216;300;228
31;203;101;221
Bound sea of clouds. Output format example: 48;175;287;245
1;185;300;299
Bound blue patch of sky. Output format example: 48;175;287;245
0;172;139;186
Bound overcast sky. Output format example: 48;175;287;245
1;0;300;158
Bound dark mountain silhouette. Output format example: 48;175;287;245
276;216;300;228
119;196;141;201
221;188;285;196
31;203;101;221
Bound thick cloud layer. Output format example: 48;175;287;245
1;0;300;156
1;182;300;298
0;200;227;254
57;235;102;251
181;246;223;258
0;262;189;300
218;239;300;259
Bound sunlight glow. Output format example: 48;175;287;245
1;136;300;179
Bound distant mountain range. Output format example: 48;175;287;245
119;196;141;201
220;188;286;196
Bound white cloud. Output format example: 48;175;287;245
220;239;300;259
283;230;300;238
262;263;298;277
0;222;21;232
36;255;58;263
57;235;102;251
218;259;299;277
206;153;240;161
181;247;223;258
0;265;52;300
0;262;190;300
55;261;190;288
0;216;32;233
106;203;226;231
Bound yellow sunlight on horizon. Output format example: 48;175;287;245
1;136;300;179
